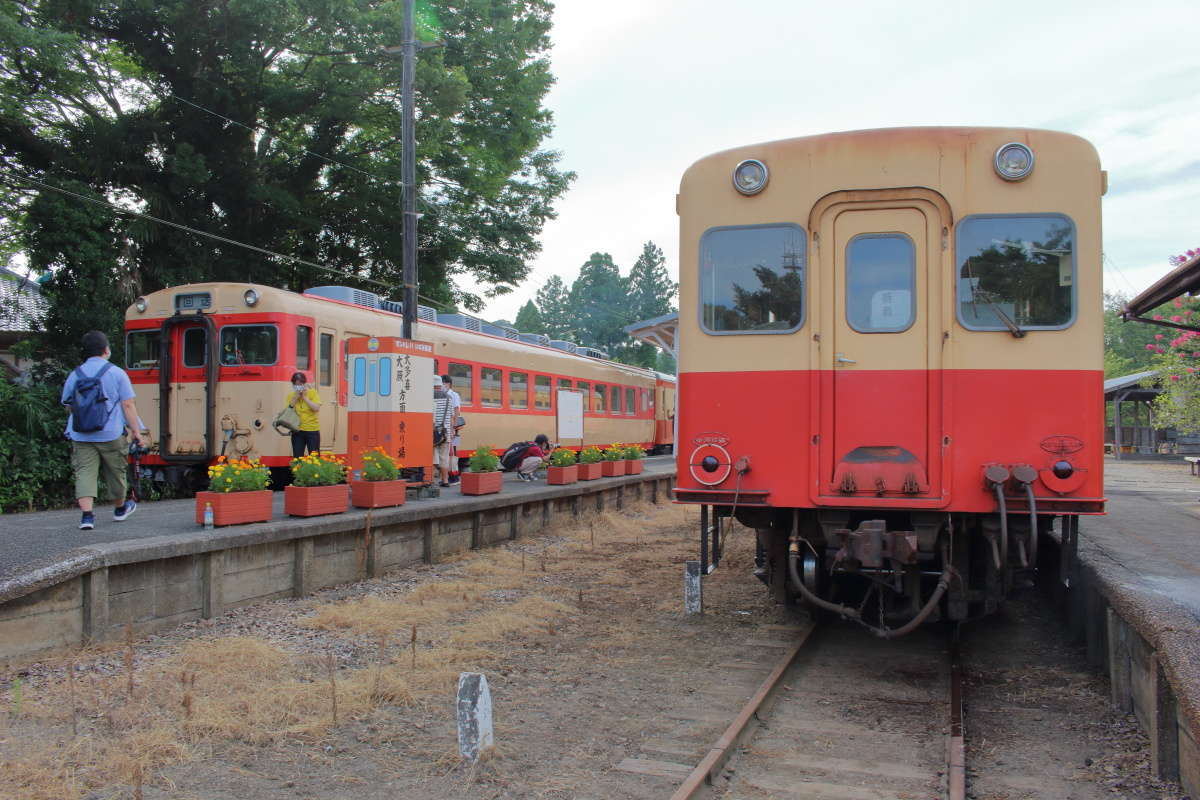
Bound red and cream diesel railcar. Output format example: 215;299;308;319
124;283;673;485
673;127;1104;633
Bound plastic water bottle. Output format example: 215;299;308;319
203;502;214;530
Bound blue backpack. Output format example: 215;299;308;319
68;362;115;433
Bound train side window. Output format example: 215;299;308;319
956;214;1076;330
699;223;806;334
625;387;636;415
126;331;160;369
534;375;551;410
296;326;312;371
556;377;572;397
219;325;277;365
480;367;502;408
594;383;607;413
182;328;207;368
319;333;333;385
510;371;529;410
353;357;367;396
611;385;622;414
379;357;392;396
846;234;916;333
577;381;590;411
449;362;473;405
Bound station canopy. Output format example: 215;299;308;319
623;311;678;354
1122;251;1200;333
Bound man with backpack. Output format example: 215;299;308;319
501;434;551;482
61;330;144;530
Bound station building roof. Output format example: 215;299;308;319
623;311;678;354
1122;251;1200;333
1103;369;1161;402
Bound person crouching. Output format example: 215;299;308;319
515;435;551;482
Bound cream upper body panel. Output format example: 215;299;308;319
677;127;1103;374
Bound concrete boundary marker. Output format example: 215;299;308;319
0;472;674;663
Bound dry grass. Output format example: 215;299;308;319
0;499;694;800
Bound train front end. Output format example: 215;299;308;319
673;128;1105;632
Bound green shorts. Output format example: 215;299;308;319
72;436;129;503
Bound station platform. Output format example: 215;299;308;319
1069;457;1200;794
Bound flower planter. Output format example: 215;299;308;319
195;490;273;527
625;459;644;475
601;460;627;477
460;471;503;496
285;483;349;517
577;462;603;481
351;479;407;508
546;464;578;485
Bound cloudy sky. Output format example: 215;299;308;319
477;0;1200;323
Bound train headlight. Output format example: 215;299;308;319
134;297;147;313
732;159;769;195
994;142;1034;181
1052;460;1074;479
243;289;260;307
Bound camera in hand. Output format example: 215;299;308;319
128;442;151;457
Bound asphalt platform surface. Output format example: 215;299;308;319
0;456;676;587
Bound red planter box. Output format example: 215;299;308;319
351;479;407;508
577;462;603;481
547;465;578;485
461;471;503;495
625;459;644;475
601;460;627;477
195;490;273;527
285;484;349;517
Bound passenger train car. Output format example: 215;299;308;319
673;128;1104;633
124;283;675;485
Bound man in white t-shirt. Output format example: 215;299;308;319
441;374;463;485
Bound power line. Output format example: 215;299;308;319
1102;252;1140;296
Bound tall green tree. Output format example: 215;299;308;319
568;252;628;355
535;273;571;339
1104;292;1161;378
0;0;572;363
625;240;676;368
513;299;544;333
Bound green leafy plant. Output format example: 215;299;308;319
207;456;271;493
624;444;646;460
468;446;500;473
360;447;401;482
602;443;625;461
290;452;347;487
549;447;577;467
578;446;603;465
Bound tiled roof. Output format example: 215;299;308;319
0;269;48;333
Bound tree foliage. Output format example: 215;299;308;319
1103;292;1158;378
0;0;573;363
513;299;543;334
1146;295;1200;433
534;272;571;338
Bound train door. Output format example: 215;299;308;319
814;195;946;504
167;321;210;455
317;329;338;447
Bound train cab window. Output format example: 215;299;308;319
219;325;277;365
577;381;590;411
510;371;529;410
699;223;806;333
626;387;636;415
296;326;312;371
378;358;392;396
319;333;333;385
846;234;916;333
353;357;368;396
611;385;622;414
593;383;607;413
480;367;503;408
956;214;1075;330
448;362;473;405
126;331;160;370
534;375;552;410
182;327;208;367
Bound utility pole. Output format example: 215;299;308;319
400;0;417;340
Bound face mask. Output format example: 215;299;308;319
294;384;304;391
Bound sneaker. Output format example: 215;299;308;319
113;499;136;522
79;512;95;530
516;473;530;482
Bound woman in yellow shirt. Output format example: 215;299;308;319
287;371;322;457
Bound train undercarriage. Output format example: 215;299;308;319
701;506;1076;637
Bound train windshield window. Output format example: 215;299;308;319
846;234;916;333
699;224;806;333
449;362;473;404
296;326;312;371
626;387;636;415
219;325;277;365
379;358;391;396
480;367;502;408
353;357;367;396
510;371;529;409
535;375;552;410
182;327;208;367
593;383;607;412
956;215;1075;330
577;381;590;411
319;333;333;385
126;331;159;369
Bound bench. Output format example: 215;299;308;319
1187;456;1200;476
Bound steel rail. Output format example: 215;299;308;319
669;620;815;800
947;640;966;800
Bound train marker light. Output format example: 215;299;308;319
1052;460;1074;479
134;297;147;313
732;159;768;195
993;142;1034;181
243;289;260;306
